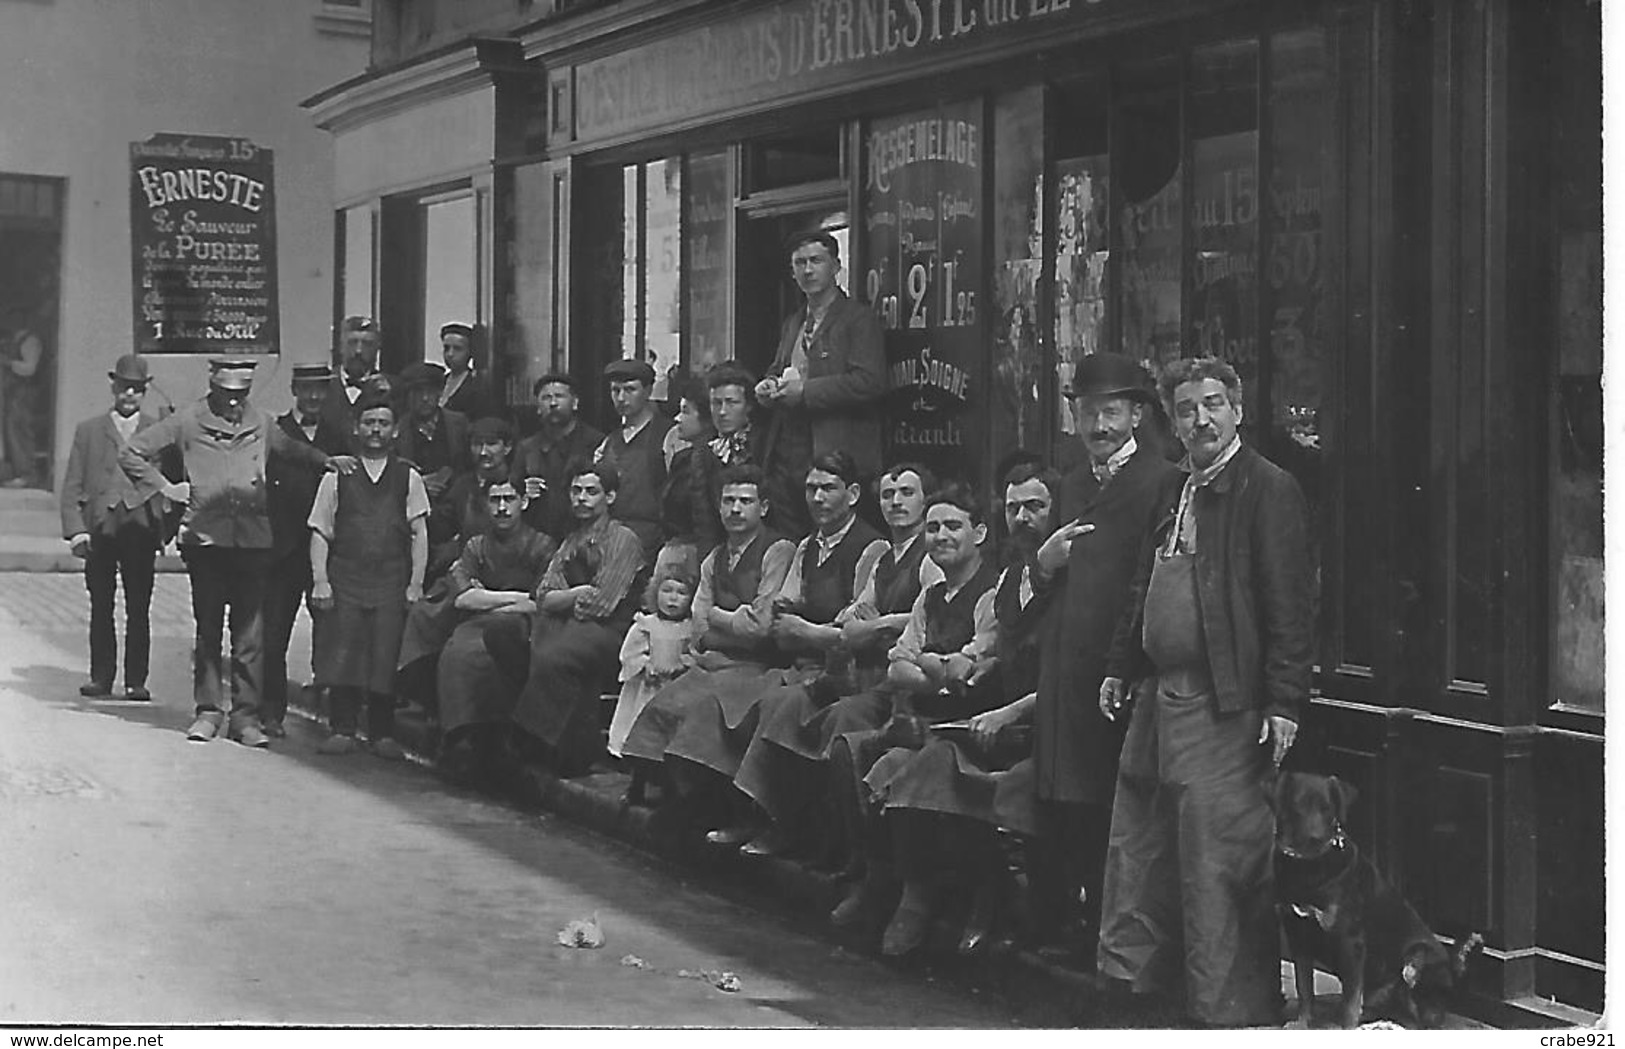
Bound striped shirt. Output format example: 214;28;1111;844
536;513;644;621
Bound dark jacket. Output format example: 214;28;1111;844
1106;443;1315;724
60;411;177;542
1033;444;1181;803
766;292;887;479
510;419;605;543
318;371;394;441
267;411;350;560
442;371;496;421
395;407;470;476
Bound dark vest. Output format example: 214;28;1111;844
871;534;930;615
799;516;883;624
713;531;777;612
330;456;412;604
601;418;668;554
994;563;1047;701
922;557;1000;655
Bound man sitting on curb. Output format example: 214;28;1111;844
619;464;796;826
486;460;644;778
309;390;429;758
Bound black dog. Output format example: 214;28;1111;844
1274;771;1483;1028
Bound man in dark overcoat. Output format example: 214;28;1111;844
1027;353;1181;961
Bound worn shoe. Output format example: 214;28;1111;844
185;715;222;742
705;825;756;848
831;881;878;928
881;903;934;956
739;826;794;858
124;686;151;702
956;884;1000;956
230;724;270;749
261;719;286;739
317;733;359;756
80;680;113;698
370;737;407;761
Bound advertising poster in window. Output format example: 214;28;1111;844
863;100;983;482
130;134;278;355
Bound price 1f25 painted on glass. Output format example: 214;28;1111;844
867;250;977;331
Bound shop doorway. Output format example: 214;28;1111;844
735;205;849;381
0;175;64;491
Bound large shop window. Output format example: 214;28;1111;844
579;151;736;399
0;174;64;491
421;191;479;363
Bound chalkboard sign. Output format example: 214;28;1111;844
131;133;279;355
862;100;984;482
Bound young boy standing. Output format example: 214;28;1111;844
309;391;429;757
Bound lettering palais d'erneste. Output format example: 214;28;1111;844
574;0;1098;139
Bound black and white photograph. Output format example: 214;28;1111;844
0;0;1610;1037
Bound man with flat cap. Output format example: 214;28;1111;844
60;354;178;701
122;357;357;747
322;315;394;436
754;229;887;487
594;358;667;562
438;322;496;420
395;360;471;501
262;362;352;737
511;372;603;544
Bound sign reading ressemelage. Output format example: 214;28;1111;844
130;133;278;356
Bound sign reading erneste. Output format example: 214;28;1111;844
131;133;278;355
572;0;1108;143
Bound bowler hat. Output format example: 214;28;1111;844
108;354;151;386
400;361;448;388
208;357;257;391
1063;354;1154;404
603;358;656;385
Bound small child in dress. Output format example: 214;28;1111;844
607;565;698;761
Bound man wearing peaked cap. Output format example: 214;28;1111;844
593;357;667;562
262;360;353;738
60;354;178;702
122;354;359;747
438;322;495;420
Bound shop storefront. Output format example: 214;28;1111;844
310;0;1603;1017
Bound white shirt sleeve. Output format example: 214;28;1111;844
307;472;341;539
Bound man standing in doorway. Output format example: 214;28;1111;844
122;358;356;747
1096;356;1313;1027
438;322;496;421
754;230;887;486
322;315;392;436
512;373;603;544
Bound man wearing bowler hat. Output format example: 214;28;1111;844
1021;353;1181;962
60;354;178;701
262;363;352;737
593;358;668;562
122;356;356;747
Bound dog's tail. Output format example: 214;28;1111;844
1451;932;1486;978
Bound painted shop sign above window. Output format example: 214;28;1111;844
568;0;1111;144
130;133;279;356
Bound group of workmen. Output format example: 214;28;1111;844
60;227;1314;1027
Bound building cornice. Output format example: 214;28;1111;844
516;0;729;64
303;37;531;133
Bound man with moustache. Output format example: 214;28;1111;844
488;461;644;778
512;373;603;543
438;322;496;421
841;461;1064;951
60;354;177;701
753;231;887;487
619;464;796;822
594;359;667;563
430;416;516;580
1012;353;1183;963
321;315;393;435
702;363;805;536
394;361;471;501
262;363;352;737
1096;356;1313;1027
121;358;356;747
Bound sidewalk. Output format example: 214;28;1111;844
0;569;1527;1030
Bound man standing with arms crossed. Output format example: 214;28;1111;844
1096;356;1313;1027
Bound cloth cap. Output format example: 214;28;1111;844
208;358;257;391
468;416;514;443
290;363;333;384
439;322;476;341
533;371;578;394
603;358;655;385
108;354;151;385
1063;353;1155;404
400;361;448;388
